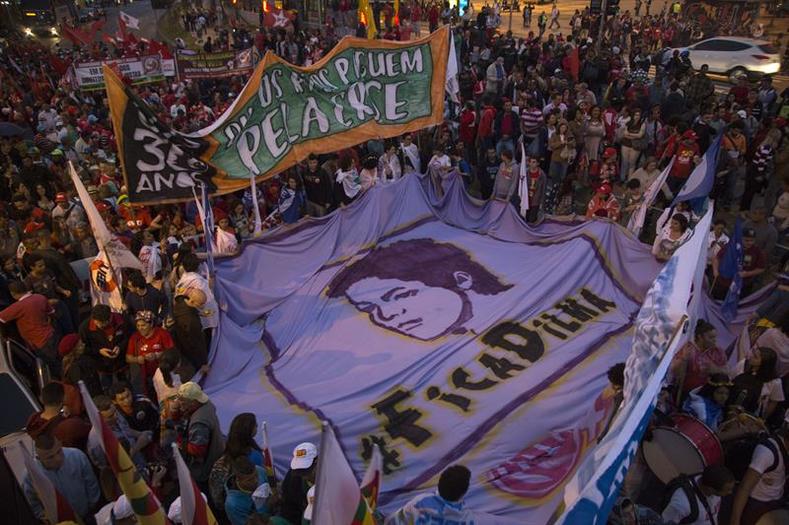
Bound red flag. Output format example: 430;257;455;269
171;443;218;525
22;444;78;524
61;25;92;46
49;55;69;76
263;8;296;28
89;18;105;39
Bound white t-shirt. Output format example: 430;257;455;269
748;439;786;502
661;477;721;525
734;360;785;417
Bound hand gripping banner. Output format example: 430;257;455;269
105;27;450;204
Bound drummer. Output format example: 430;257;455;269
729;421;788;525
661;465;735;525
670;320;729;403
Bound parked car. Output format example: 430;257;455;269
671;36;780;83
0;332;47;525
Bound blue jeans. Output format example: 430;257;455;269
496;138;515;157
548;160;569;183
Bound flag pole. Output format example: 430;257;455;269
311;421;330;525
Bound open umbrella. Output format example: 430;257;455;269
0;122;30;138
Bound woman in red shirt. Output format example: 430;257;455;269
126;310;174;400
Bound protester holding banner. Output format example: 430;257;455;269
3;3;789;524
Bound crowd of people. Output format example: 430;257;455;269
1;0;789;523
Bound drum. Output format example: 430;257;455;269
718;413;767;442
754;509;789;525
642;413;723;484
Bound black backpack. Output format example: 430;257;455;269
661;475;701;525
725;432;787;481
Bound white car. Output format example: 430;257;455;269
673;37;780;83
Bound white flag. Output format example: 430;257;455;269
445;34;459;103
90;249;124;312
626;158;674;237
119;11;140;30
68;162;143;271
250;170;262;236
313;423;374;525
517;140;530;216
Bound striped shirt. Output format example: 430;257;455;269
521;108;544;139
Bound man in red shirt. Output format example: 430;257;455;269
476;97;497;153
0;281;59;375
126;310;174;399
459;102;477;152
712;228;767;299
666;130;701;196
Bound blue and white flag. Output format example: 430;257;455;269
672;133;722;205
558;206;713;525
720;218;744;322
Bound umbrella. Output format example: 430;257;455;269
0;122;31;138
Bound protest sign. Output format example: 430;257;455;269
105;27;450;204
73;54;175;90
175;48;253;80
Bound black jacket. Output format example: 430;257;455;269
171;296;208;370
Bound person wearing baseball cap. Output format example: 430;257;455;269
177;382;225;486
586;183;621;222
280;442;318;524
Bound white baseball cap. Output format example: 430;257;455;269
291;442;318;470
168;493;208;523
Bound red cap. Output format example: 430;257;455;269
597;183;613;195
58;333;80;357
682;130;698;141
55;192;67;203
96;201;111;213
603;147;617;158
23;221;45;234
213;207;228;221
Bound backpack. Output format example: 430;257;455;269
725;432;787;481
661;475;701;525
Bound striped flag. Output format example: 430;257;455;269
359;444;382;512
171;444;218;525
260;421;277;486
78;382;170;525
313;423;375;525
21;443;79;524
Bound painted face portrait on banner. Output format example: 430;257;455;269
326;238;512;340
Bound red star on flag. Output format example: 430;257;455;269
264;8;295;28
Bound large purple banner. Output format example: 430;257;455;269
204;175;669;521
